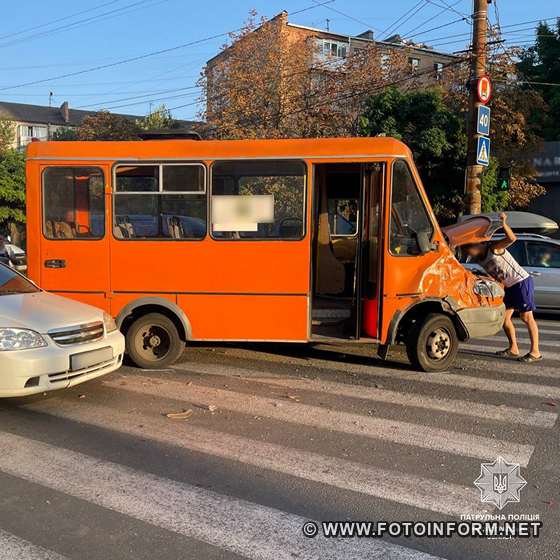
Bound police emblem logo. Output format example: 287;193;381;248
474;456;527;510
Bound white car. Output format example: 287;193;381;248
0;264;125;398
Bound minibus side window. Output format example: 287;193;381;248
211;160;305;240
390;160;434;256
113;163;206;240
43;167;105;240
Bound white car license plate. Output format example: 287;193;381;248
70;347;113;371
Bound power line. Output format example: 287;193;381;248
310;0;379;32
0;1;330;93
380;1;427;39
0;0;122;41
0;0;169;50
495;79;560;87
420;18;560;48
384;1;431;39
402;16;468;41
0;32;230;92
426;0;470;21
76;85;202;108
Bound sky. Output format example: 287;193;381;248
0;0;556;122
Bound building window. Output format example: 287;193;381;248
113;163;206;240
380;53;390;69
434;62;444;78
43;167;105;239
322;39;348;59
19;124;48;146
390;160;433;256
409;57;420;72
211;160;306;240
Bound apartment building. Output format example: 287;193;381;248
205;11;459;113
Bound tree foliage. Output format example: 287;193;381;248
138;104;176;130
360;50;546;222
200;11;409;139
77;111;141;140
360;87;467;220
52;126;78;141
0;118;15;155
517;21;560;140
0;150;26;234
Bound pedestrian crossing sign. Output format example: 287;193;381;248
476;136;490;166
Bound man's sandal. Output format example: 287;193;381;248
517;353;543;363
495;349;520;358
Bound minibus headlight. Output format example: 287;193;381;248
103;313;118;334
0;328;47;351
474;279;504;298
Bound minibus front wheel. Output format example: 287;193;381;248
126;312;185;369
406;313;459;372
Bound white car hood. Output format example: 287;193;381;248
0;291;104;333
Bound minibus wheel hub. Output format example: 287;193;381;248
137;326;170;360
426;328;451;360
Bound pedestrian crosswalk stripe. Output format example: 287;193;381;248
457;350;560;380
466;337;560;355
514;319;560;329
460;346;560;375
172;362;557;428
0;529;67;560
255;352;560;400
103;376;534;466
20;398;491;517
0;432;448;559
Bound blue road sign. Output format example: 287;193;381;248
477;105;491;136
477;136;490;166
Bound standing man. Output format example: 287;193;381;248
463;213;542;362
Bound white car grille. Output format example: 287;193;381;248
48;321;104;346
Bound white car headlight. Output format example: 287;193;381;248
103;312;118;334
474;279;504;298
0;328;47;351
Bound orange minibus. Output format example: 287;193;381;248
26;137;505;371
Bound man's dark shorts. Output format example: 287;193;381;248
504;277;536;312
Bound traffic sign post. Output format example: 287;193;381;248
476;136;490;166
476;105;491;136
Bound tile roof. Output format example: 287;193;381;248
0;100;197;127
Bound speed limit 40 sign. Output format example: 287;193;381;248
477;105;490;135
477;75;492;104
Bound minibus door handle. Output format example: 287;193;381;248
44;259;66;269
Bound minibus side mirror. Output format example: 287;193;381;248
416;230;437;254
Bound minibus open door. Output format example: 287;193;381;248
356;162;383;340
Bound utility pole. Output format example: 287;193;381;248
464;0;490;215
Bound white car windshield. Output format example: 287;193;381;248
0;265;39;295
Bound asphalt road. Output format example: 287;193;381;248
0;316;559;560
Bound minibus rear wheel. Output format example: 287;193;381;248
126;313;184;369
406;313;458;372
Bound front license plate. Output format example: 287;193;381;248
70;347;113;371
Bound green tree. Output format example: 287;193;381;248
52;126;79;141
518;21;560;140
359;87;467;220
77;111;141;140
138;104;176;130
0;118;16;155
0;150;26;241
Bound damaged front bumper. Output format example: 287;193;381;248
457;304;506;339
